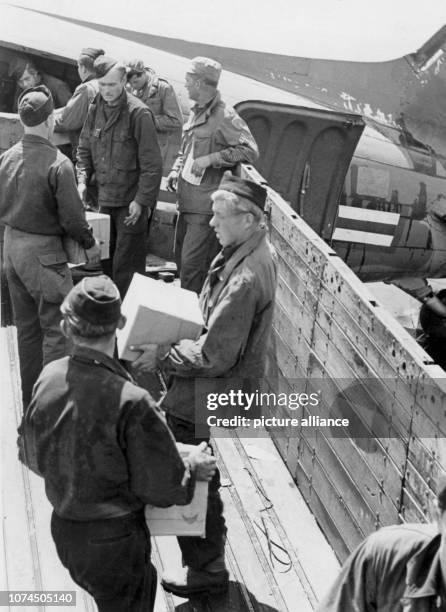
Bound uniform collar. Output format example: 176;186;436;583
404;533;444;601
22;134;54;147
71;345;133;382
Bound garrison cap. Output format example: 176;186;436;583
63;276;121;326
126;58;146;76
94;55;118;78
188;57;221;84
79;47;105;61
18;85;54;127
437;475;446;511
218;173;267;210
8;55;31;79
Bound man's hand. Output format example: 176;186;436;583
84;240;101;265
187;442;217;482
78;183;88;208
130;343;171;372
124;201;143;226
191;156;210;176
166;170;179;192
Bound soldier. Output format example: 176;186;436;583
9;55;72;110
77;55;163;297
166;57;259;294
0;86;99;408
317;476;446;611
132;175;277;597
54;47;105;160
19;275;217;612
126;59;183;167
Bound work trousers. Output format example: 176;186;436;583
3;227;72;408
166;414;227;570
51;511;156;612
100;205;148;299
174;212;220;294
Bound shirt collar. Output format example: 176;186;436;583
71;345;133;382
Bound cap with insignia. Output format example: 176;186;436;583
126;58;146;78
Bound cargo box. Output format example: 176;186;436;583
63;211;110;264
117;273;203;361
145;443;208;537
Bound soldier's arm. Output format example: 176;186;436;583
120;394;196;506
205;113;259;168
76;112;94;185
162;274;258;378
54;84;90;132
52;159;95;248
133;107;163;210
153;81;183;133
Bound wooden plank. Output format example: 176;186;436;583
236;436;340;602
215;436;315;611
295;431;367;554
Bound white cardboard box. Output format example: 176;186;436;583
117;273;203;361
63;212;110;264
145;443;208;537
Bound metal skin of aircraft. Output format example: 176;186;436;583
1;4;446;290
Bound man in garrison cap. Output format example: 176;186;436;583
131;175;277;597
317;476;446;610
0;86;100;409
77;55;163;297
54;47;105;160
126;58;183;167
9;55;72;110
166;56;259;294
18;275;217;611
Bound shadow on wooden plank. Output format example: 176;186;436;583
173;580;282;611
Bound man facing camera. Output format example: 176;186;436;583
19;276;216;612
77;55;163;297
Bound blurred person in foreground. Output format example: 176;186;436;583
317;476;446;611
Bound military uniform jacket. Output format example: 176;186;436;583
77;90;162;209
54;75;99;149
172;91;258;214
19;346;195;521
317;524;446;611
162;228;277;424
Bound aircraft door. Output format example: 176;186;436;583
236;101;365;238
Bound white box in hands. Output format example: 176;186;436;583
145;443;209;537
63;212;110;264
117;273;204;361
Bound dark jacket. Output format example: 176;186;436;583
0;134;94;248
172;91;258;214
19;346;194;521
77;90;162;209
317;523;446;611
162;228;277;423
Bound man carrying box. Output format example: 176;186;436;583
0;85;100;409
18;276;216;612
132;175;278;597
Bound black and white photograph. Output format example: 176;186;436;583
2;1;446;610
